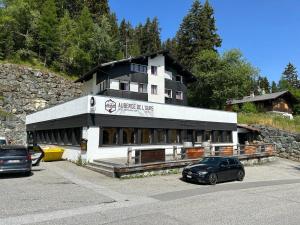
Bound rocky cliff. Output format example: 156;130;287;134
0;63;82;144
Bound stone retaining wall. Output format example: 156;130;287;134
253;125;300;162
0;63;82;144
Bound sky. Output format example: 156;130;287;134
110;0;300;83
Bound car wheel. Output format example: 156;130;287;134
24;171;32;177
237;170;245;181
208;173;218;185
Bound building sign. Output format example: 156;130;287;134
105;99;116;113
105;99;154;115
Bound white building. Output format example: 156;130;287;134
26;51;238;162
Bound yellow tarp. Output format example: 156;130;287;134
42;146;64;162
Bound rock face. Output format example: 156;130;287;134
253;125;300;162
0;63;82;144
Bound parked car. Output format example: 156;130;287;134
0;136;7;145
0;145;32;176
182;156;245;185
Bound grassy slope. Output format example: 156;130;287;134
238;113;300;133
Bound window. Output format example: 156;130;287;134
204;131;211;142
165;89;172;98
156;129;166;143
151;85;158;95
176;91;183;100
168;129;178;143
176;75;183;83
196;130;204;142
130;63;147;74
223;131;233;143
212;131;222;143
151;66;157;75
120;81;129;91
99;80;106;92
138;83;147;93
186;130;194;142
103;128;118;145
123;128;135;144
141;129;151;144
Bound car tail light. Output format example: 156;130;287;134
27;154;31;161
0;160;3;164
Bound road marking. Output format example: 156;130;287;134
151;179;300;201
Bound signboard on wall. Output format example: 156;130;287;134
105;99;154;116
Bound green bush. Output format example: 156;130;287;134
241;102;257;113
231;104;240;112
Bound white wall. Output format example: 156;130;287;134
147;55;165;103
26;96;89;125
110;79;119;90
130;82;139;92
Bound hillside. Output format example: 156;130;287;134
0;63;82;144
238;113;300;133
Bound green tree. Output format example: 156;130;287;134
189;49;258;109
176;0;221;69
36;0;59;65
282;62;298;88
162;38;177;57
139;17;161;54
241;102;257;113
271;81;278;93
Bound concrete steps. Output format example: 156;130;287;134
86;161;117;177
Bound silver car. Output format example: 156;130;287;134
0;145;32;176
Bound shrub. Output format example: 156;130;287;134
231;104;240;112
241;102;257;113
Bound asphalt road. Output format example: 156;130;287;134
1;158;300;225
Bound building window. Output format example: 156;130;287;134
176;75;183;83
141;129;151;144
156;129;166;143
186;130;194;142
196;130;204;143
123;128;135;144
151;85;158;95
120;81;129;91
165;89;172;98
176;91;183;100
99;80;107;92
212;131;222;143
168;129;178;143
151;66;157;75
130;63;147;74
103;128;118;145
223;131;233;143
138;83;147;93
204;131;211;142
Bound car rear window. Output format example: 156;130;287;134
0;140;7;145
0;149;28;156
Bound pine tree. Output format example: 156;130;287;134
36;0;59;65
162;38;178;58
282;62;299;88
176;0;221;69
260;76;270;94
139;17;161;54
271;81;278;93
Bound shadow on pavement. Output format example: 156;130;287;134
0;168;45;179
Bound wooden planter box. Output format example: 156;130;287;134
265;145;274;155
185;147;204;159
220;146;233;156
244;145;257;155
135;149;165;164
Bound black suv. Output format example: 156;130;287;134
182;156;245;185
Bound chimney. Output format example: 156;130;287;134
261;89;266;95
250;92;255;98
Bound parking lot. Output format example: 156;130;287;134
1;157;300;225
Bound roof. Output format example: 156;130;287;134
75;50;196;83
237;124;260;132
227;90;292;105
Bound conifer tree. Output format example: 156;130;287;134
36;0;59;65
176;0;221;69
282;62;299;88
271;81;278;93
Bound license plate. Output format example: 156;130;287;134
7;160;20;163
187;175;192;179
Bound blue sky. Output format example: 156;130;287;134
110;0;300;83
